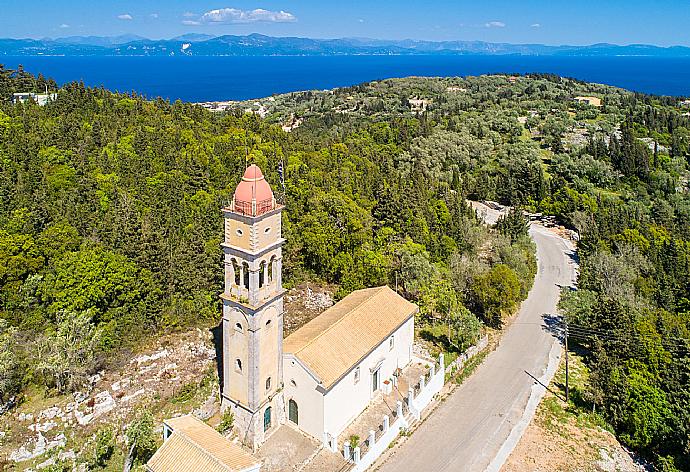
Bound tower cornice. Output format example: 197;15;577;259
222;239;285;259
221;289;287;315
222;204;284;223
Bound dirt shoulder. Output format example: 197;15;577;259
502;352;651;472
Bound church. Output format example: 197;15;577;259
220;164;418;451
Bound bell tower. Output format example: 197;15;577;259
221;164;285;450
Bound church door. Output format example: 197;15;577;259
264;406;272;431
289;399;299;425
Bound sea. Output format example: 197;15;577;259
3;55;690;102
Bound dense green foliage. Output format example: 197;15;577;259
251;74;690;468
3;66;688;468
0;66;534;408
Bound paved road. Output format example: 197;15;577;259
377;204;578;472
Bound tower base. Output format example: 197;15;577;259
221;392;285;451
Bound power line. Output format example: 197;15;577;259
569;324;690;348
566;328;689;356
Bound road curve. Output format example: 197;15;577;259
376;211;578;472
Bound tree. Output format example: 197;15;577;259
36;310;101;393
399;241;438;300
89;427;116;469
42;247;160;349
495;207;529;243
0;320;22;403
123;410;158;472
447;305;482;352
471;264;521;327
619;361;672;451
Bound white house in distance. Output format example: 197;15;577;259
12;92;57;106
219;164;418;451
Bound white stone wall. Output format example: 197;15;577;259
282;356;325;441
322;317;414;440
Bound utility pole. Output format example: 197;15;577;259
564;318;569;403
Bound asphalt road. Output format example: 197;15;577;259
377;204;578;472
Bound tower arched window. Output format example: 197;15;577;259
232;258;240;286
268;255;276;283
235;322;243;333
265;377;271;391
235;359;242;373
259;261;266;288
242;262;249;289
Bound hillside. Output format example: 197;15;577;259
1;67;689;470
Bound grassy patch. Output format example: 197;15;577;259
536;351;612;436
453;347;490;385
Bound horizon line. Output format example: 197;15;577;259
3;33;690;50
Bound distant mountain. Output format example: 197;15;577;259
53;34;148;47
170;33;217;43
2;33;689;57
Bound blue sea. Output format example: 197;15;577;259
3;55;690;101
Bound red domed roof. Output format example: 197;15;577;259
232;164;275;216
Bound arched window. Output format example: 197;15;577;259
268;256;276;283
288;399;298;425
263;407;272;431
389;336;395;351
259;261;266;288
265;319;272;327
290;379;297;388
232;259;240;286
235;359;242;373
265;377;271;391
242;262;249;289
235;322;243;333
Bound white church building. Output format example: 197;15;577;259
219;164;419;451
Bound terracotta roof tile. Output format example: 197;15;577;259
283;286;417;389
147;415;260;472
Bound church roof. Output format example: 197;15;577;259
284;286;417;390
147;415;260;472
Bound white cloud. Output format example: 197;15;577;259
183;12;197;18
358;18;365;23
150;13;159;19
117;14;133;21
59;23;70;29
182;20;202;26
485;21;505;28
530;23;541;28
199;8;297;24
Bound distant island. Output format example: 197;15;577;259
2;33;690;57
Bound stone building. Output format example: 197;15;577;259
220;164;286;450
221;164;417;452
283;286;416;449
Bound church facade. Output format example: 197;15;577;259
220;165;416;451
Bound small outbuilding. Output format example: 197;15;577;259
146;415;261;472
573;96;602;107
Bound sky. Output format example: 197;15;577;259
3;0;690;46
